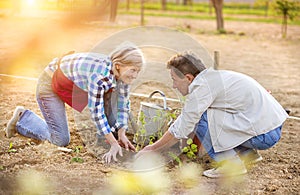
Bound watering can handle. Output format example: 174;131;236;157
149;90;167;110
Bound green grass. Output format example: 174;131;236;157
119;9;300;26
120;2;278;16
1;0;299;25
119;1;300;25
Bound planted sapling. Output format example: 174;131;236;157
8;142;17;153
182;138;198;160
70;146;84;163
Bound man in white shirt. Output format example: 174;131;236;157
137;51;288;178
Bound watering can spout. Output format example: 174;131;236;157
149;90;168;110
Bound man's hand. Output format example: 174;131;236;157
118;128;136;152
135;131;178;160
135;144;154;159
102;142;122;164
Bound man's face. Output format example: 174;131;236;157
170;68;190;96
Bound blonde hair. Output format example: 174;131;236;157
109;42;145;77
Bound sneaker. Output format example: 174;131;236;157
5;106;25;138
203;162;247;178
240;149;263;165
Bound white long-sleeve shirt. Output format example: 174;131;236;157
169;68;288;152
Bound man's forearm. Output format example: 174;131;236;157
151;130;179;151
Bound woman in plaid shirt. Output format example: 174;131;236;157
6;42;145;163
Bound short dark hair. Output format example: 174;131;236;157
167;51;206;78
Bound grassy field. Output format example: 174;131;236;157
119;1;300;25
0;0;299;25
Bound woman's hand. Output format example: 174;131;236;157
102;142;123;164
118;128;136;152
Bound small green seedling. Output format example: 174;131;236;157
8;142;17;153
134;111;147;151
168;152;182;167
70;146;84;163
182;138;198;159
134;108;179;151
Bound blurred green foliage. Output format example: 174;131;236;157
0;0;299;25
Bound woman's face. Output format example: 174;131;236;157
117;65;141;84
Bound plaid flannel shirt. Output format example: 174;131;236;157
47;52;130;135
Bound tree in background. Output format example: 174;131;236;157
126;0;130;11
208;0;213;15
264;0;270;17
110;0;119;22
183;0;193;6
254;0;271;17
211;0;225;32
274;0;299;38
162;0;167;10
141;0;145;25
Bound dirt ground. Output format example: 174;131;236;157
0;10;299;194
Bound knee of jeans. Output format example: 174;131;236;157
254;137;279;150
52;136;70;147
196;128;209;140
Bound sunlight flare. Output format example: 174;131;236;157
25;0;36;7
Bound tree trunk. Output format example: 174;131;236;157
282;14;288;38
264;0;269;17
211;0;224;31
126;0;130;11
110;0;119;22
93;0;97;7
208;0;212;15
141;0;145;26
162;0;167;10
183;0;192;6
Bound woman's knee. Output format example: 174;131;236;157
51;135;70;147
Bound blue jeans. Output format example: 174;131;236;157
195;111;282;161
16;71;70;146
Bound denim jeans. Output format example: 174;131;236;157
195;111;282;161
16;71;70;146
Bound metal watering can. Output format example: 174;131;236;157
135;90;173;143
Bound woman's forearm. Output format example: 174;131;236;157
105;132;118;145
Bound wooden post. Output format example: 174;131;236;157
214;50;219;70
141;0;144;26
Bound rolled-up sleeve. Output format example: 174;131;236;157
88;75;114;136
115;82;130;130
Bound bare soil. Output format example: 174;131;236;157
0;11;299;194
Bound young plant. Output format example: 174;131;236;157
168;152;182;167
134;111;148;151
134;108;178;150
153;109;177;139
8;142;17;153
148;135;156;145
70;146;84;163
182;138;198;160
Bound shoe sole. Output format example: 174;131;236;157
203;168;247;178
248;156;263;164
6;106;25;138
